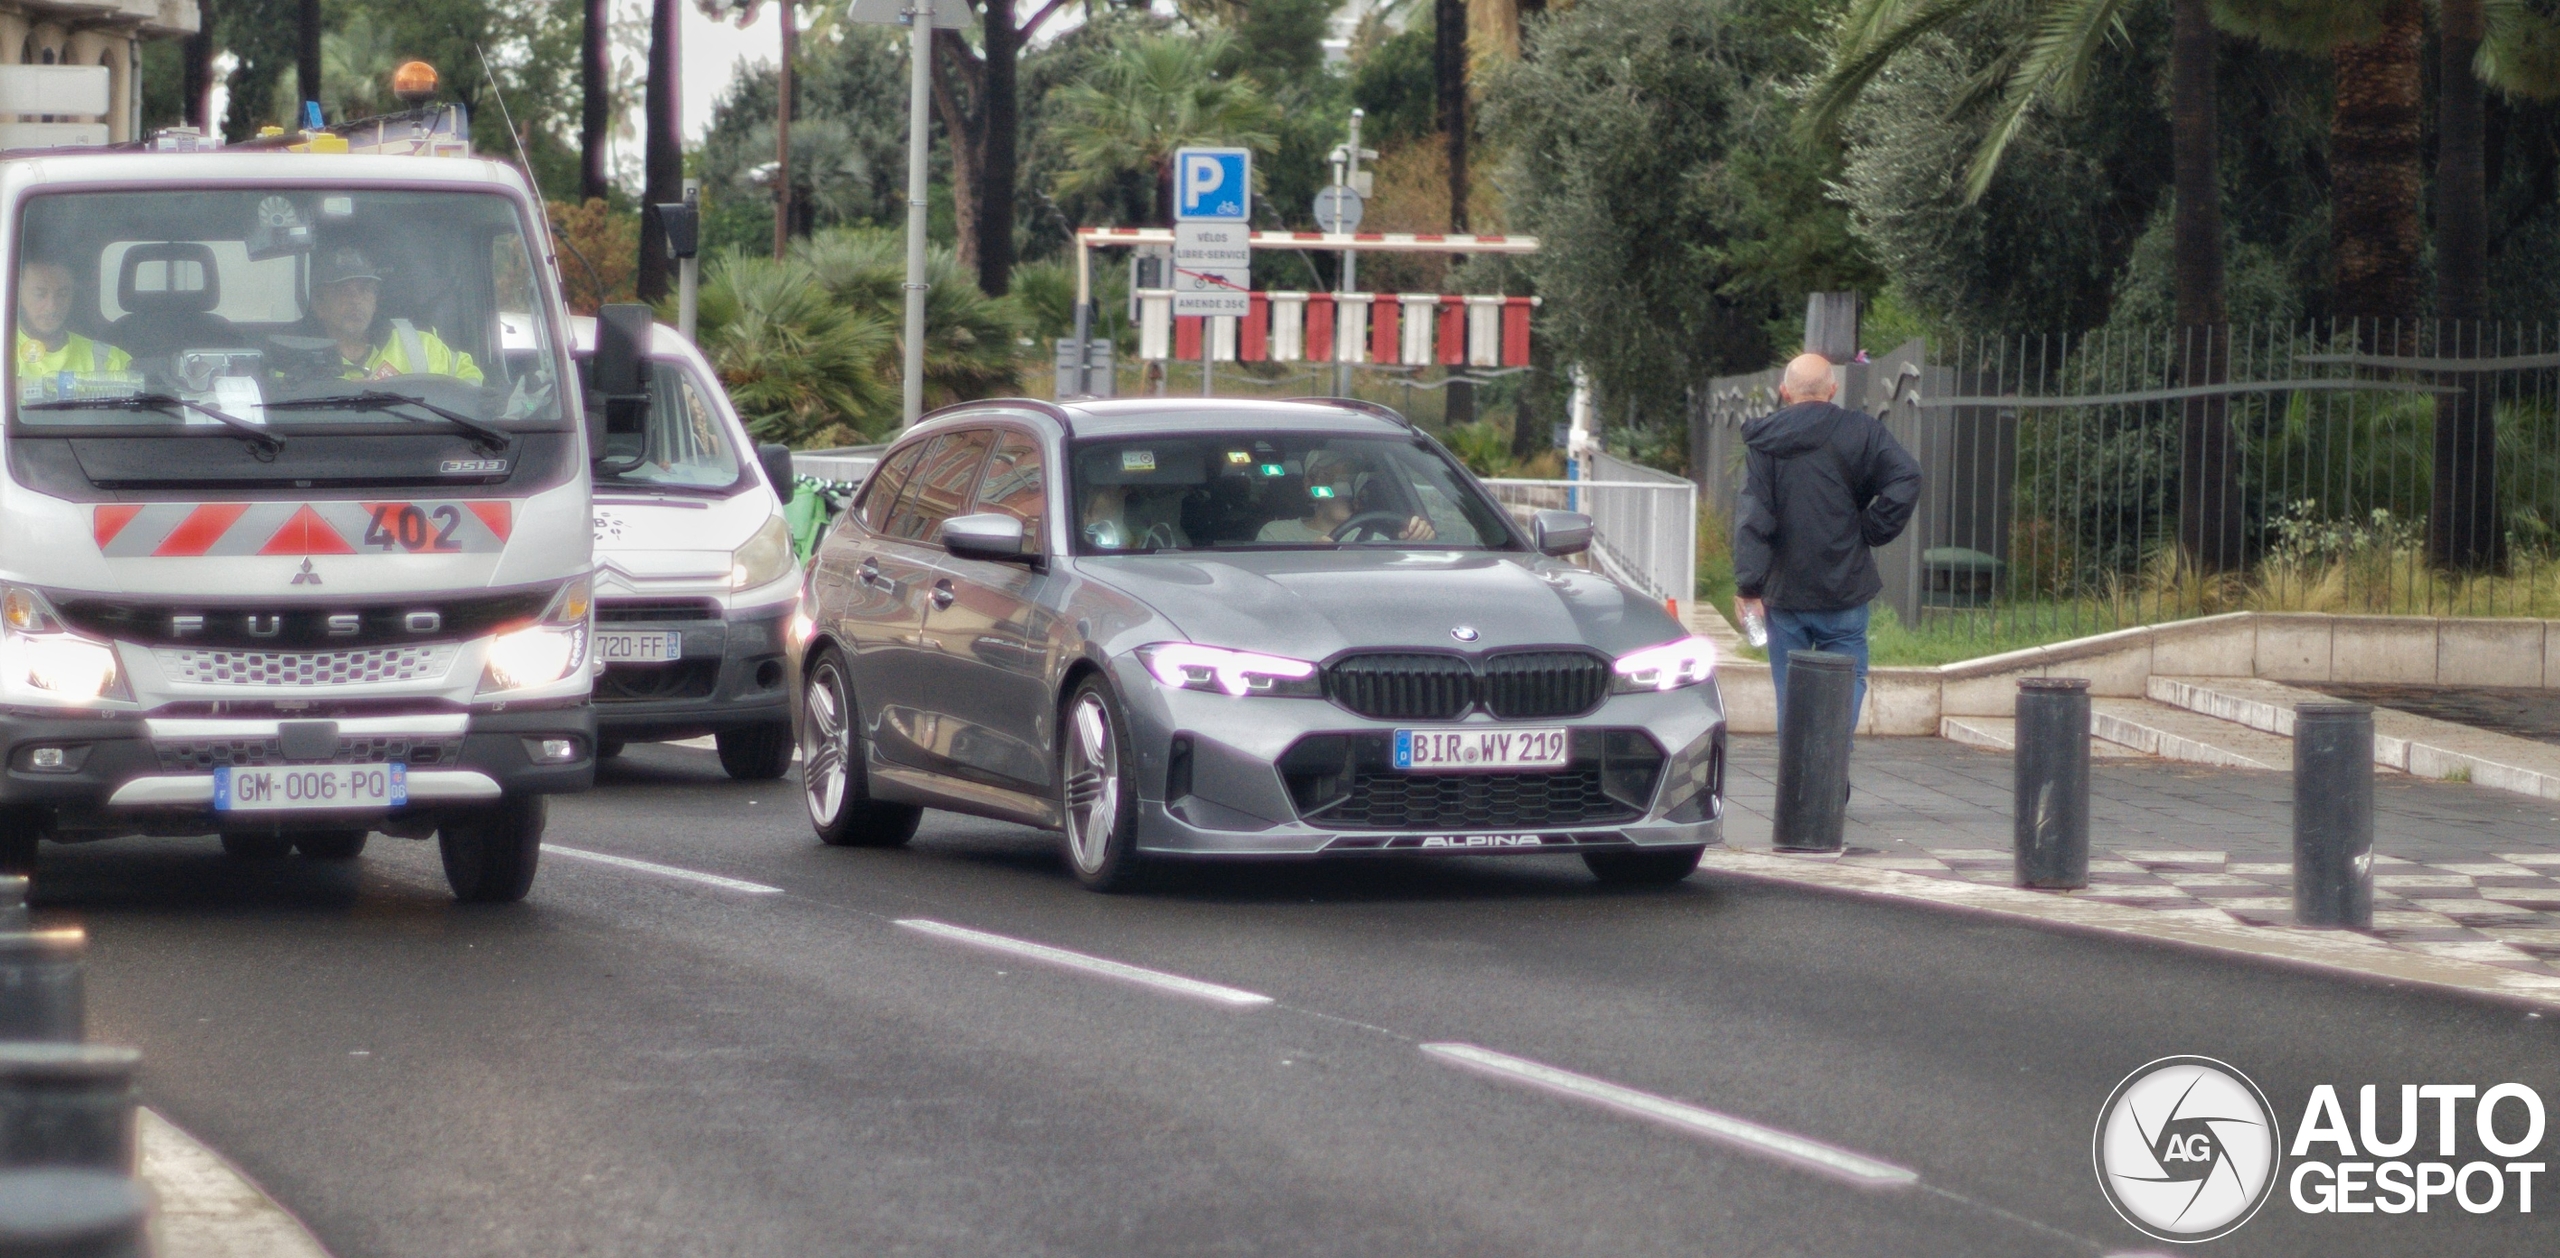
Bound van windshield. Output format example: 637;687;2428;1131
8;188;565;436
594;360;745;493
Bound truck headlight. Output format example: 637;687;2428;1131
1611;635;1716;693
479;576;591;694
1;586;128;703
1138;643;1322;697
731;514;795;591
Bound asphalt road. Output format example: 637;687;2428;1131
34;741;2560;1256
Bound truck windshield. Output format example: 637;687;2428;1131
8;188;565;436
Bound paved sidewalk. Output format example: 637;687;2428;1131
1720;735;2560;980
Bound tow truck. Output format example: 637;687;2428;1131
0;72;596;901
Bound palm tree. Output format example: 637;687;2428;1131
1049;32;1281;224
694;255;897;446
319;12;402;120
796;228;1030;408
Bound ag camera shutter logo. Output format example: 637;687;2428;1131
2093;1055;2281;1243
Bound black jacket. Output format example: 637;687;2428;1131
1732;401;1923;611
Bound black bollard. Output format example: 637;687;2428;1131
0;1045;139;1174
1772;650;1856;852
2014;677;2092;889
2294;701;2375;929
0;1170;149;1258
0;929;82;1044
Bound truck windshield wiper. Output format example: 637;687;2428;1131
24;392;283;451
264;391;513;450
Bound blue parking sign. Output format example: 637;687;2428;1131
1175;147;1251;221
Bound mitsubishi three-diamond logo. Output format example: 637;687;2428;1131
2094;1056;2281;1243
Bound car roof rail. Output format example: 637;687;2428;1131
1279;397;1412;428
917;397;1076;437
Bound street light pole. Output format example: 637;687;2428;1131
774;0;795;260
901;1;932;428
678;178;700;342
1328;109;1370;399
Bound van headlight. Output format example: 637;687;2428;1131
1611;635;1716;693
479;576;591;694
1;586;128;703
731;514;795;590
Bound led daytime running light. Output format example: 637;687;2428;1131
1142;643;1317;697
1612;635;1717;692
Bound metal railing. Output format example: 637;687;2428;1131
1486;450;1698;618
1693;321;2560;643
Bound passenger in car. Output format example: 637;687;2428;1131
1257;450;1435;544
1080;482;1190;550
15;257;132;382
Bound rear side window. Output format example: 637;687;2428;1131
970;429;1046;551
883;429;994;542
855;442;926;534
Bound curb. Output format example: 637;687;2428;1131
1697;848;2560;1011
140;1108;332;1258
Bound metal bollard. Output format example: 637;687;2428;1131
0;1045;139;1174
0;929;83;1044
2294;701;2375;929
0;1169;149;1258
2014;677;2092;888
1772;650;1855;852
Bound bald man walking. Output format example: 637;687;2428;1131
1733;353;1923;733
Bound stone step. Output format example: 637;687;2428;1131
2086;698;2299;771
2150;676;2560;800
1936;714;2151;759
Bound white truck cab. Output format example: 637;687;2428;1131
0;130;596;900
570;315;798;777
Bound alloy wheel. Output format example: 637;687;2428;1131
803;658;851;827
1063;693;1118;874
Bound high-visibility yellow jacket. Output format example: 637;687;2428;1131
16;330;132;377
334;319;484;384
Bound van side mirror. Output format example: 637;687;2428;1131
1532;509;1593;557
588;303;653;471
758;442;795;495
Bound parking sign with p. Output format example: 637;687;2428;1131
1176;147;1251;222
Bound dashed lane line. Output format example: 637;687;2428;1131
895;918;1274;1008
541;845;784;894
1420;1043;1920;1188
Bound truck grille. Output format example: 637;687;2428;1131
154;735;463;772
1323;650;1611;721
154;645;459;687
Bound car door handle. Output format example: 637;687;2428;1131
857;557;881;585
930;578;956;610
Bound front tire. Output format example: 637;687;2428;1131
596;738;626;760
0;811;38;877
438;795;545;903
717;723;794;781
1058;678;1145;892
801;646;921;848
1583;846;1704;887
294;830;368;860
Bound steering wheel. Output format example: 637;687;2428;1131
1330;510;1409;543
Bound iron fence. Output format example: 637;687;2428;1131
1693;321;2560;645
1486;449;1698;619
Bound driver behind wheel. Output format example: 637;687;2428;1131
1257;449;1434;544
306;247;484;384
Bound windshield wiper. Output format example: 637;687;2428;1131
25;393;283;452
264;391;513;450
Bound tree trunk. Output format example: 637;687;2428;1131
2170;0;2238;573
580;0;609;202
638;0;681;303
2330;0;2424;324
1436;0;1468;232
183;0;215;131
776;0;795;261
2431;0;2496;570
931;30;983;281
296;0;320;117
977;0;1018;296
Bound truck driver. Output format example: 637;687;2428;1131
307;246;484;384
16;257;132;381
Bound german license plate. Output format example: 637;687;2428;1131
214;764;406;811
1393;728;1569;772
596;630;681;663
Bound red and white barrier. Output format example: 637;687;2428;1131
1135;290;1538;365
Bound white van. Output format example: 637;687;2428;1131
571;315;799;778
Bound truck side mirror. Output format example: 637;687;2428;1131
589;303;652;471
758;442;794;494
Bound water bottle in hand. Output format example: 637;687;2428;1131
1739;603;1768;649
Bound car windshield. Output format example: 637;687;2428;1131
1069;432;1516;553
594;360;744;492
8;187;565;433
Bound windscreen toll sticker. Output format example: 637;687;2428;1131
1120;450;1156;472
94;501;513;557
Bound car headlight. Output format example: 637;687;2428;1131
1612;635;1716;693
1137;643;1322;697
479;576;591;694
732;514;795;590
1;586;127;703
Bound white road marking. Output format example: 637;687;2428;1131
542;845;784;894
895;919;1273;1007
1420;1043;1919;1188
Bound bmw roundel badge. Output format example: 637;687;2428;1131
1451;625;1480;642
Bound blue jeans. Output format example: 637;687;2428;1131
1768;604;1870;734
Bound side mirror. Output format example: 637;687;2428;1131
1532;509;1593;557
590;304;653;471
758;442;795;494
939;512;1030;563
